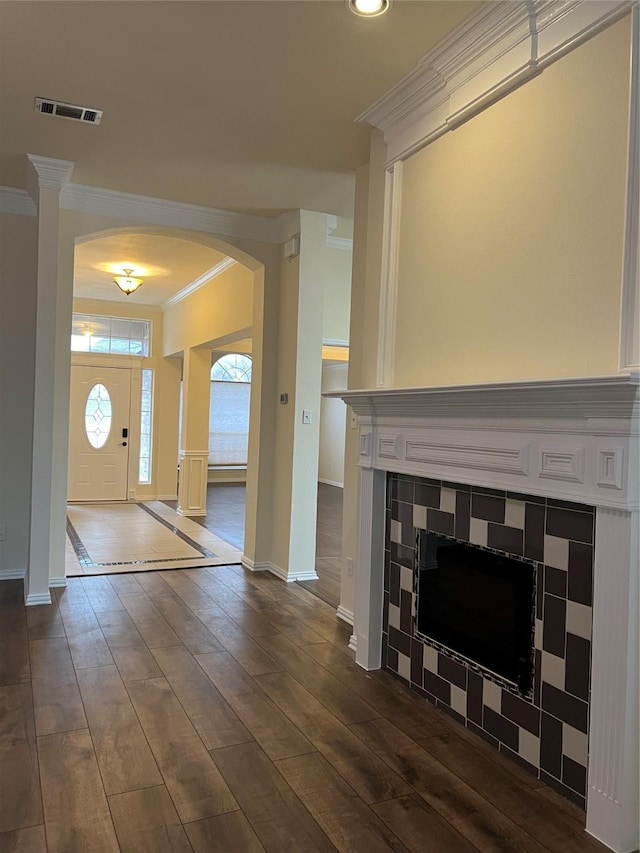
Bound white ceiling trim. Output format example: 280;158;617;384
163;257;238;308
0;186;36;216
60;183;288;244
358;0;634;165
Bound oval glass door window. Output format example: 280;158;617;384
85;383;112;448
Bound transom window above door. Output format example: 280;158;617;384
71;314;150;356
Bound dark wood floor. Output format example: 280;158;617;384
166;483;343;608
0;568;608;853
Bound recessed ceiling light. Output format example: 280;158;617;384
347;0;390;18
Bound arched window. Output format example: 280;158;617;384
209;354;252;466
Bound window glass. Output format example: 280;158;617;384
71;314;151;357
139;369;154;483
209;354;252;466
84;383;112;448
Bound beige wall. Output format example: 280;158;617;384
319;363;348;488
322;218;353;344
394;16;630;386
0;212;38;575
162;262;254;356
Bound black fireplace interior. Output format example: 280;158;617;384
417;532;535;693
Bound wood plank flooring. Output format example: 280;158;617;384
167;482;343;607
0;570;609;853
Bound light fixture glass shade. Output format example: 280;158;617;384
113;268;143;296
348;0;390;17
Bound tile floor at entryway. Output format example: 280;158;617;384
66;502;242;576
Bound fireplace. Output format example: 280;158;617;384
384;473;594;807
328;374;639;852
416;531;535;693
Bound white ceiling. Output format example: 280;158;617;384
0;0;480;218
74;233;228;305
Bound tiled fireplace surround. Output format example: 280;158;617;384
331;375;639;853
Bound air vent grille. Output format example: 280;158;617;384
35;97;103;125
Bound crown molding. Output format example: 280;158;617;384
27;154;74;201
358;0;634;165
59;183;285;244
163;257;238;308
0;186;36;216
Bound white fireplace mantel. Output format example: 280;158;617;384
329;373;639;853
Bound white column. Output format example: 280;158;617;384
177;347;210;516
354;465;387;670
586;508;639;852
376;161;403;388
25;155;74;605
619;4;640;372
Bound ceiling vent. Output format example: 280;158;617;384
35;97;103;125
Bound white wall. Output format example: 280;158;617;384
318;363;348;488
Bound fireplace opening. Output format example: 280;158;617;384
416;532;535;693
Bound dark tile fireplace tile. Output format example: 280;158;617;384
471;493;506;524
487;523;523;555
454;491;470;541
562;755;587;797
437;653;467;691
544;566;567;598
567;542;593;606
400;589;412;634
426;508;455;536
546;507;594;544
542;594;566;658
397;478;415;504
415;482;441;508
541;683;588;733
501;691;541;736
540;771;586;810
466;672;483;726
482;706;520;752
424;670;452;704
388;626;411;658
524;502;545;562
410;639;424;687
564;633;591;702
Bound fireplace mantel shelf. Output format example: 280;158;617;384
325;373;640;423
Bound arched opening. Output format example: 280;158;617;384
59;222;269;579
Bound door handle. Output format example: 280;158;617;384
119;442;128;447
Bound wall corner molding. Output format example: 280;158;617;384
48;576;68;588
25;592;52;606
27;154;74;201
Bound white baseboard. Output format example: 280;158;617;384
155;494;178;501
208;470;247;484
336;605;354;626
241;556;270;572
0;569;25;581
268;562;319;583
49;576;68;588
318;478;344;489
26;592;52;606
348;633;357;652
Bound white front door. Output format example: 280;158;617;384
68;365;131;501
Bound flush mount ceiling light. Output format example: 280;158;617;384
113;268;143;296
347;0;390;17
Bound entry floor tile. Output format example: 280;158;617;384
66;502;241;576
